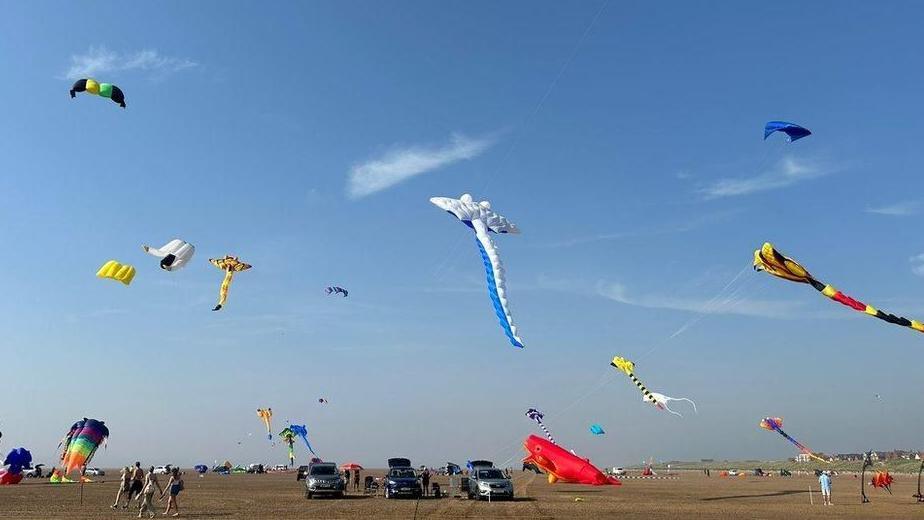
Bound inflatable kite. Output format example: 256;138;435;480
526;408;555;444
256;408;273;442
143;239;195;271
289;424;317;458
589;424;605;435
430;194;524;348
70;78;126;108
279;427;296;465
325;287;348;297
96;260;136;285
522;435;620;486
0;447;31;485
56;418;109;479
610;356;697;416
210;256;251;311
754;242;924;334
318;398;328;404
763;121;811;142
759;417;826;464
872;471;894;494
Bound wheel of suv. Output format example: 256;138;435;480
305;491;313;500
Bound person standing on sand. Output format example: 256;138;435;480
819;470;833;505
112;466;132;509
161;467;184;517
354;468;361;491
138;466;163;519
421;468;430;496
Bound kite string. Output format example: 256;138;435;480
636;262;752;362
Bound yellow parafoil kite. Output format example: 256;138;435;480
210;256;251;311
96;260;135;285
754;242;924;334
256;408;273;442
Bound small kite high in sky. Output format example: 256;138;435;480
589;424;605;435
210;256;252;311
759;417;827;464
143;239;195;271
763;121;811;142
325;287;348;297
256;408;273;442
610;356;697;417
97;260;135;286
70;78;125;108
754;242;924;334
430;193;524;348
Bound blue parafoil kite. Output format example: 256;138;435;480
589;424;605;435
289;424;318;458
431;194;524;348
764;121;811;142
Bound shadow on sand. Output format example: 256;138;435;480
701;490;806;501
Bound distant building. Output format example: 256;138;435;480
794;454;812;463
835;453;863;462
700;459;714;463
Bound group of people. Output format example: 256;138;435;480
111;462;185;518
341;467;362;491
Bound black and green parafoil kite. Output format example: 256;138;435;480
69;78;125;108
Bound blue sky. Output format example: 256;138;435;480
1;1;922;470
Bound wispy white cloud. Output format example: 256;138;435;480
910;254;924;277
700;156;833;198
64;46;197;79
347;133;495;199
866;200;920;217
595;280;800;319
538;210;737;249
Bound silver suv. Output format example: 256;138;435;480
467;463;513;500
305;462;345;499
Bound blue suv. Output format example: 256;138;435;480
384;458;421;499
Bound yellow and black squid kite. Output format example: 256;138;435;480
754;242;924;334
210;256;251;311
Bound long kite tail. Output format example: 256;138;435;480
776;427;827;463
754;243;924;334
536;421;556;445
213;270;234;311
627;372;658;405
808;279;924;333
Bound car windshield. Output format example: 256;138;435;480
310;465;336;476
478;469;504;479
390;469;416;478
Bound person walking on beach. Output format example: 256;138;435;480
162;467;184;517
128;462;145;503
112;466;132;509
344;468;351;489
138;466;162;519
353;468;361;491
819;470;833;505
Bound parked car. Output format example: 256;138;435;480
611;467;627;476
271;464;288;472
305;462;345;499
212;465;230;475
22;464;45;478
296;465;311;481
465;460;513;500
153;465;172;475
246;464;265;474
384;458;421;499
84;467;105;476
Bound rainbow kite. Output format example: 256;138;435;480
759;417;826;464
754;242;924;334
57;418;109;478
